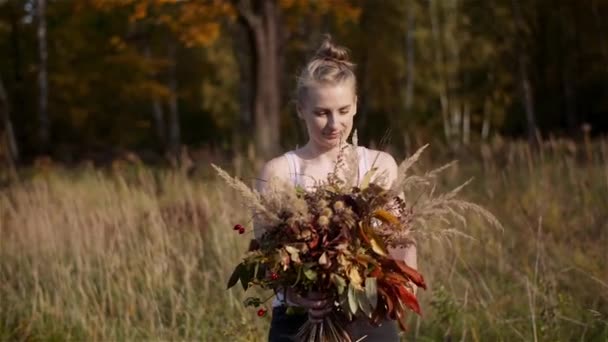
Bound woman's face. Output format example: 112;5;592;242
298;82;357;150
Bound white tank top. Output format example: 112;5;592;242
273;146;372;307
283;146;371;188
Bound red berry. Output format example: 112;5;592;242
269;272;279;281
233;224;243;231
257;308;267;317
238;227;245;234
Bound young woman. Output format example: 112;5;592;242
256;36;417;342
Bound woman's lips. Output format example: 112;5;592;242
324;132;341;139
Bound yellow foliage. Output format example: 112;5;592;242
109;35;127;51
129;2;148;22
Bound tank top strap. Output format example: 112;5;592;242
357;146;371;184
283;151;300;186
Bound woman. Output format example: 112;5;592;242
256;36;417;342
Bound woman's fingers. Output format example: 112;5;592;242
286;289;332;309
308;305;334;322
285;288;334;323
289;294;327;309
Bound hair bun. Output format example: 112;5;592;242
314;34;353;66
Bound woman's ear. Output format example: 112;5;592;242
296;104;304;119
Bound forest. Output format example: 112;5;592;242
1;0;607;165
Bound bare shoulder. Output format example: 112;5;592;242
364;147;398;186
365;148;398;171
256;154;290;191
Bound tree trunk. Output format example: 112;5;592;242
404;5;416;111
511;0;538;146
234;22;253;128
518;54;538;146
559;3;577;135
429;0;451;144
233;20;254;156
0;75;19;165
481;99;491;141
152;97;166;146
237;0;281;160
37;0;50;149
591;0;608;70
462;102;470;145
144;45;166;147
9;2;24;126
167;40;180;156
562;64;577;135
447;0;463;149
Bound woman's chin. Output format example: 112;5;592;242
312;138;338;149
326;141;344;149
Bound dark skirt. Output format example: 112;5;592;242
268;306;400;342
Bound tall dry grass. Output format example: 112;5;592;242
0;139;607;341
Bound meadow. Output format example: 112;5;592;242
0;139;607;341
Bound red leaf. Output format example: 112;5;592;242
395;308;409;331
308;233;320;249
377;287;394;319
394;260;427;290
395;284;422;315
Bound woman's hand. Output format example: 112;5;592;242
285;288;334;323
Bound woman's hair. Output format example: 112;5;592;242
296;35;357;106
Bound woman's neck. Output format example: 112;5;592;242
300;140;350;164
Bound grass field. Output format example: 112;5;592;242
0;140;607;341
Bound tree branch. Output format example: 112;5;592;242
236;0;262;32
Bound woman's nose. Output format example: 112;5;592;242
327;113;339;127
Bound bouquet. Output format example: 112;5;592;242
213;142;501;342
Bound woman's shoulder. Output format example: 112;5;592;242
258;152;292;182
359;146;398;187
360;146;398;170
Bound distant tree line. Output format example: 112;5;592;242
0;0;607;164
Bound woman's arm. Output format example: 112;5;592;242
254;156;290;240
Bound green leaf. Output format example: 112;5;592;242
227;263;244;289
291;265;303;286
303;268;317;281
338;293;353;321
243;297;262;307
253;262;260;281
356;288;373;318
348;283;358;314
331;274;347;295
254;262;267;280
295;185;306;196
365;277;378;309
240;263;255;290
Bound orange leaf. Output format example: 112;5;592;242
372;209;399;225
358;222;371;245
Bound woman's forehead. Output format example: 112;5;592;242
305;83;356;108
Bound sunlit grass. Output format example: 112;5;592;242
0;139;607;341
